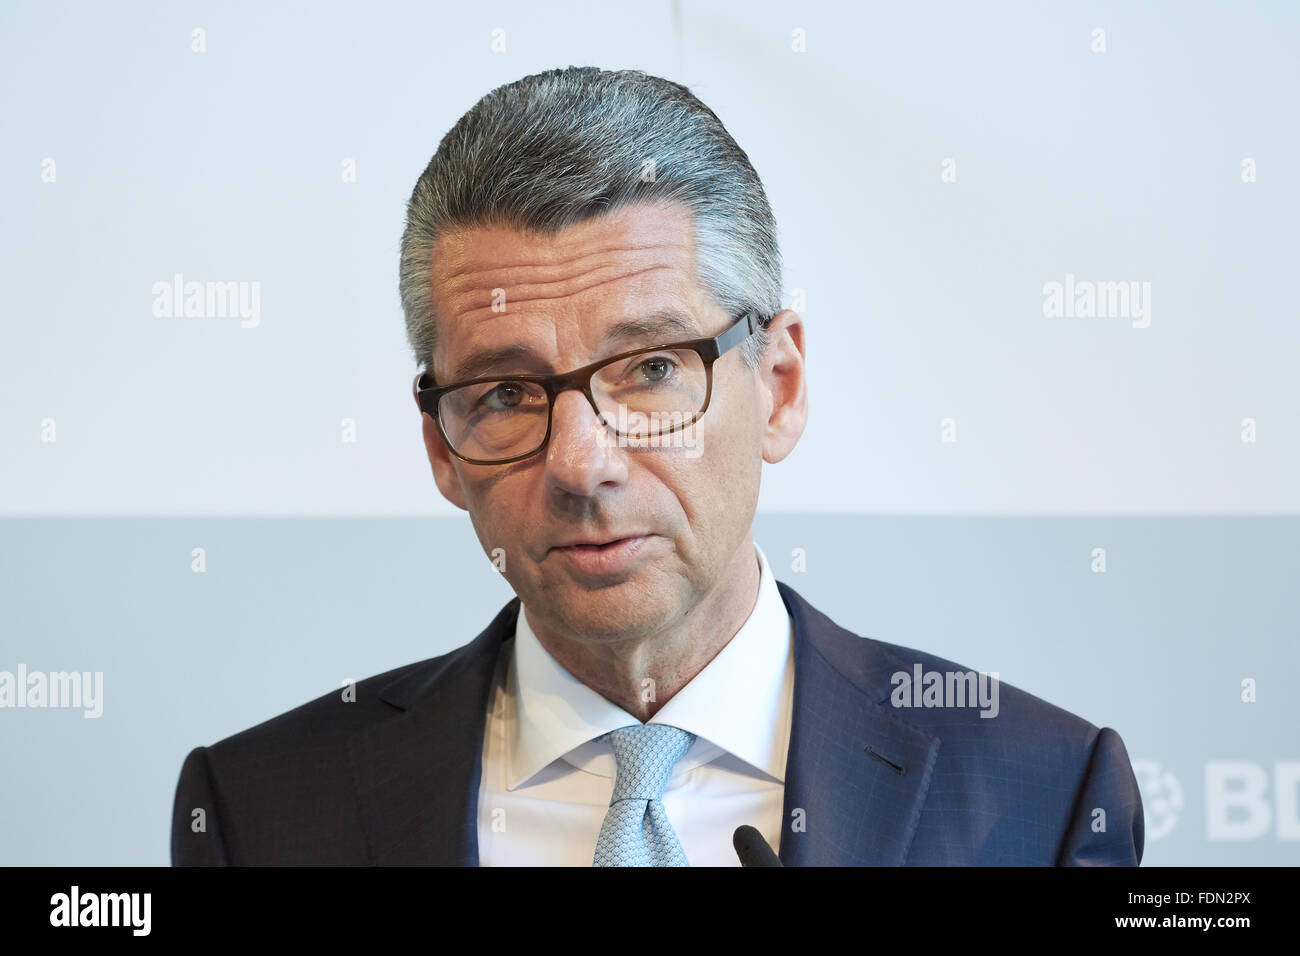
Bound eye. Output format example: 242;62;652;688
631;355;677;384
479;382;529;410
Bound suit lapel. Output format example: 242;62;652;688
345;582;937;867
347;597;519;865
775;581;939;866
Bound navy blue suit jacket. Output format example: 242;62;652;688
171;580;1144;865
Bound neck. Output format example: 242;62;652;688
527;538;762;722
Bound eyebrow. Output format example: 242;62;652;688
449;307;701;382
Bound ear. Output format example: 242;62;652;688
421;410;469;511
757;309;808;464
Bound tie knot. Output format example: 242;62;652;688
604;723;696;803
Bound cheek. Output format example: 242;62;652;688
701;371;763;466
460;472;532;554
654;399;761;537
703;380;764;511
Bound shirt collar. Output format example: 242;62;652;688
506;541;793;790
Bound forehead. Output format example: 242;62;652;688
429;202;705;379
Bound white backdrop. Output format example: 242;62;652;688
2;0;1296;515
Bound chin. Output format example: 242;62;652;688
545;585;672;641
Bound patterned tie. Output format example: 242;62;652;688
592;723;697;866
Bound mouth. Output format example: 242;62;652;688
555;537;633;552
550;535;651;577
551;533;646;552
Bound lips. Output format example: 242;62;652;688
549;535;652;577
552;534;643;551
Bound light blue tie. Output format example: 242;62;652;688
592;723;696;867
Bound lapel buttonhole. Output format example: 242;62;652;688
865;744;906;775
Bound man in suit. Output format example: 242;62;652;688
172;66;1143;866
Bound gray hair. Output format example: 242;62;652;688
398;66;782;379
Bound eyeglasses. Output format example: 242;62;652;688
412;310;761;465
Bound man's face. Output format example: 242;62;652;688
421;200;802;643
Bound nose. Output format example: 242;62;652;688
543;388;627;497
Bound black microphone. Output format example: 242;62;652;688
733;825;783;866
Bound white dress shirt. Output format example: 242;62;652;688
475;541;794;866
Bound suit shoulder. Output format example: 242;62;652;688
203;646;468;760
865;634;1108;754
778;582;1111;752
